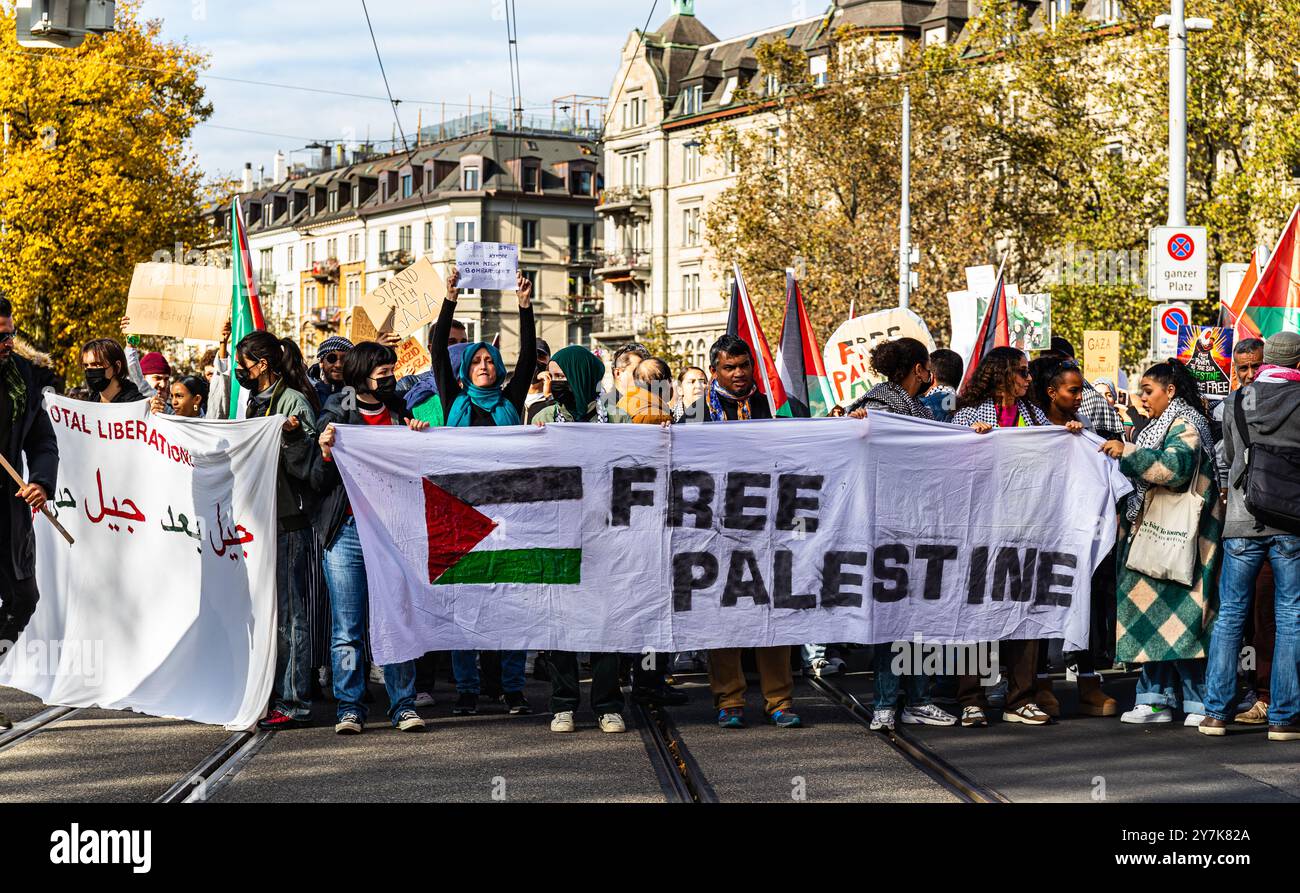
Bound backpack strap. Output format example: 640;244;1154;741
1231;389;1265;532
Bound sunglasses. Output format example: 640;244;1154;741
0;332;14;343
1014;367;1031;378
320;352;341;365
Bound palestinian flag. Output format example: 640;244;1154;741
228;196;267;419
775;270;835;417
725;262;788;413
423;466;583;585
961;267;1010;389
1220;248;1258;339
1237;204;1300;340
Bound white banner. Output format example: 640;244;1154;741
0;397;283;730
333;416;1132;665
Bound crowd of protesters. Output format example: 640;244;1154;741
1;280;1298;745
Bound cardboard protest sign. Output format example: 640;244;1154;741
1176;325;1233;397
394;336;432;379
358;257;443;339
822;308;935;407
1083;331;1120;385
454;242;518;291
347;305;386;343
125;263;230;341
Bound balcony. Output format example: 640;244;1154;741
595;251;652;284
257;273;277;295
310;305;341;329
566;296;604;316
310;258;340;282
596;312;651;338
596;187;651;218
564;248;600;266
379;248;414;269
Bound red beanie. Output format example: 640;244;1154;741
140;352;171;377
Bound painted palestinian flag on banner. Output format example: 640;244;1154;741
775;271;835;417
961;268;1010;389
725;262;788;413
1237;204;1300;340
423;466;583;585
227;196;267;419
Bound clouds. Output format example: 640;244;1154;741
140;0;808;177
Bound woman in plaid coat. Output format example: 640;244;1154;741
1100;360;1222;727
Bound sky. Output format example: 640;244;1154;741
137;0;820;180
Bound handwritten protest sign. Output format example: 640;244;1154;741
358;257;443;340
348;305;386;343
822;308;935;406
1176;325;1233;397
394;336;432;379
455;242;518;291
1083;331;1120;385
125;263;230;341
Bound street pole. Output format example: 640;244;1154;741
899;84;911;310
1167;0;1187;227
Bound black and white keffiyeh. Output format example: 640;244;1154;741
850;381;933;419
952;398;1050;429
1124;396;1218;522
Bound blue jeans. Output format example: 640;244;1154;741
451;650;526;694
1135;659;1207;714
1205;535;1300;725
273;528;314;720
323;517;417;725
873;644;931;710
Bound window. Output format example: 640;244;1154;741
455;219;477;245
305;284;317;308
1100;0;1122;23
424;222;433;252
682;207;701;247
764;73;780;96
287;246;294;271
766;127;781;165
719;76;737;105
681;272;701;310
259;249;272;280
810;55;828;86
378;230;387;255
925;26;946;46
1048;0;1071;27
326;238;337;260
262;203;271;225
463;167;480;191
306;241;316;266
399;226;412;253
348;234;359;262
683;142;701;182
402;174;413;197
309;194;316;216
522;164;538;192
622;152;644;189
626;96;645;128
326;283;338;306
572;169;593;195
683;84;703;115
347;277;360;307
522;219;539;249
328;191;338;213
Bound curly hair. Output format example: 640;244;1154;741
1028;356;1082;416
868;337;930;385
956;346;1027;410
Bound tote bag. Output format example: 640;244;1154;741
1125;471;1201;587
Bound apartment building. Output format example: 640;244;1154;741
597;0;1129;368
207;126;603;357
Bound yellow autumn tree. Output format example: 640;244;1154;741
0;0;211;378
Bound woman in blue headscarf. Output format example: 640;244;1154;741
432;268;535;427
430;267;536;718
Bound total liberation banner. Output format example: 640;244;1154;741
0;396;283;730
332;415;1133;665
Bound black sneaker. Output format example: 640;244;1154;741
452;692;478;715
503;691;532;715
632;685;689;706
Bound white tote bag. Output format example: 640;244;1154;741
1125;472;1201;587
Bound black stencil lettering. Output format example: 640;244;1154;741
871;543;910;603
1034;551;1077;607
672;552;718;612
721;551;770;606
723;472;771;531
668;470;714;529
820;551;868;608
773;550;816;609
967;547;988;604
610;466;657;527
775;474;823;532
916;544;959;600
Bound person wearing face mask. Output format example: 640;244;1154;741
314;342;430;734
530;345;605;425
80;338;146;404
1100;359;1222;728
233;331;322;731
0;298;59;730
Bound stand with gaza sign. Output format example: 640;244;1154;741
822;308;936;407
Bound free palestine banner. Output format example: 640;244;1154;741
332;417;1132;665
0;397;283;730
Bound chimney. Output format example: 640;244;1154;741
258;164;265;186
335;143;347;167
320;144;331;171
241;162;253;192
273;150;287;183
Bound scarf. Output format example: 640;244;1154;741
618;384;673;424
1;358;26;424
405;343;470;414
1125;396;1217;522
551;346;605;422
1255;364;1300;384
705;378;755;422
852;381;932;419
966;398;1049;429
447;342;520;428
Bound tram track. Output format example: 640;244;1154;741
630;697;719;803
807;674;1009;804
0;705;81;755
155;727;274;803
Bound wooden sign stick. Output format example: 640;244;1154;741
0;453;75;545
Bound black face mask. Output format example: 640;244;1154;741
85;368;111;394
371;375;397;397
550;379;573;408
234;365;258;392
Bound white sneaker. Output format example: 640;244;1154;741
1120;704;1174;724
1003;702;1051;725
807;657;844;677
870;708;896;731
598;713;627;733
413;691;435;708
550;711;576;733
902;703;958;726
1184;712;1207;727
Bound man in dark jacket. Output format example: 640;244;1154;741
0;298;59;729
310;335;353;408
678;334;773;423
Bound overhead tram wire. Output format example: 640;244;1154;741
504;0;523;254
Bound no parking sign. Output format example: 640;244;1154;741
1148;226;1208;300
1151;301;1191;357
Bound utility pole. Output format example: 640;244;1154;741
899;84;912;310
1157;0;1213;227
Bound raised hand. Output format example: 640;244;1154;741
516;271;533;308
447;267;460;303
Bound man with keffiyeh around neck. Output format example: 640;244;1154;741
0;297;59;730
679;335;799;729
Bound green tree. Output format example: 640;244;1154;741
0;0;212;377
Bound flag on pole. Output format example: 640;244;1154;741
1221;248;1259;340
961;263;1010;389
775;270;835;417
725;262;787;413
1237;204;1300;341
848;298;857;319
227;196;267;419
